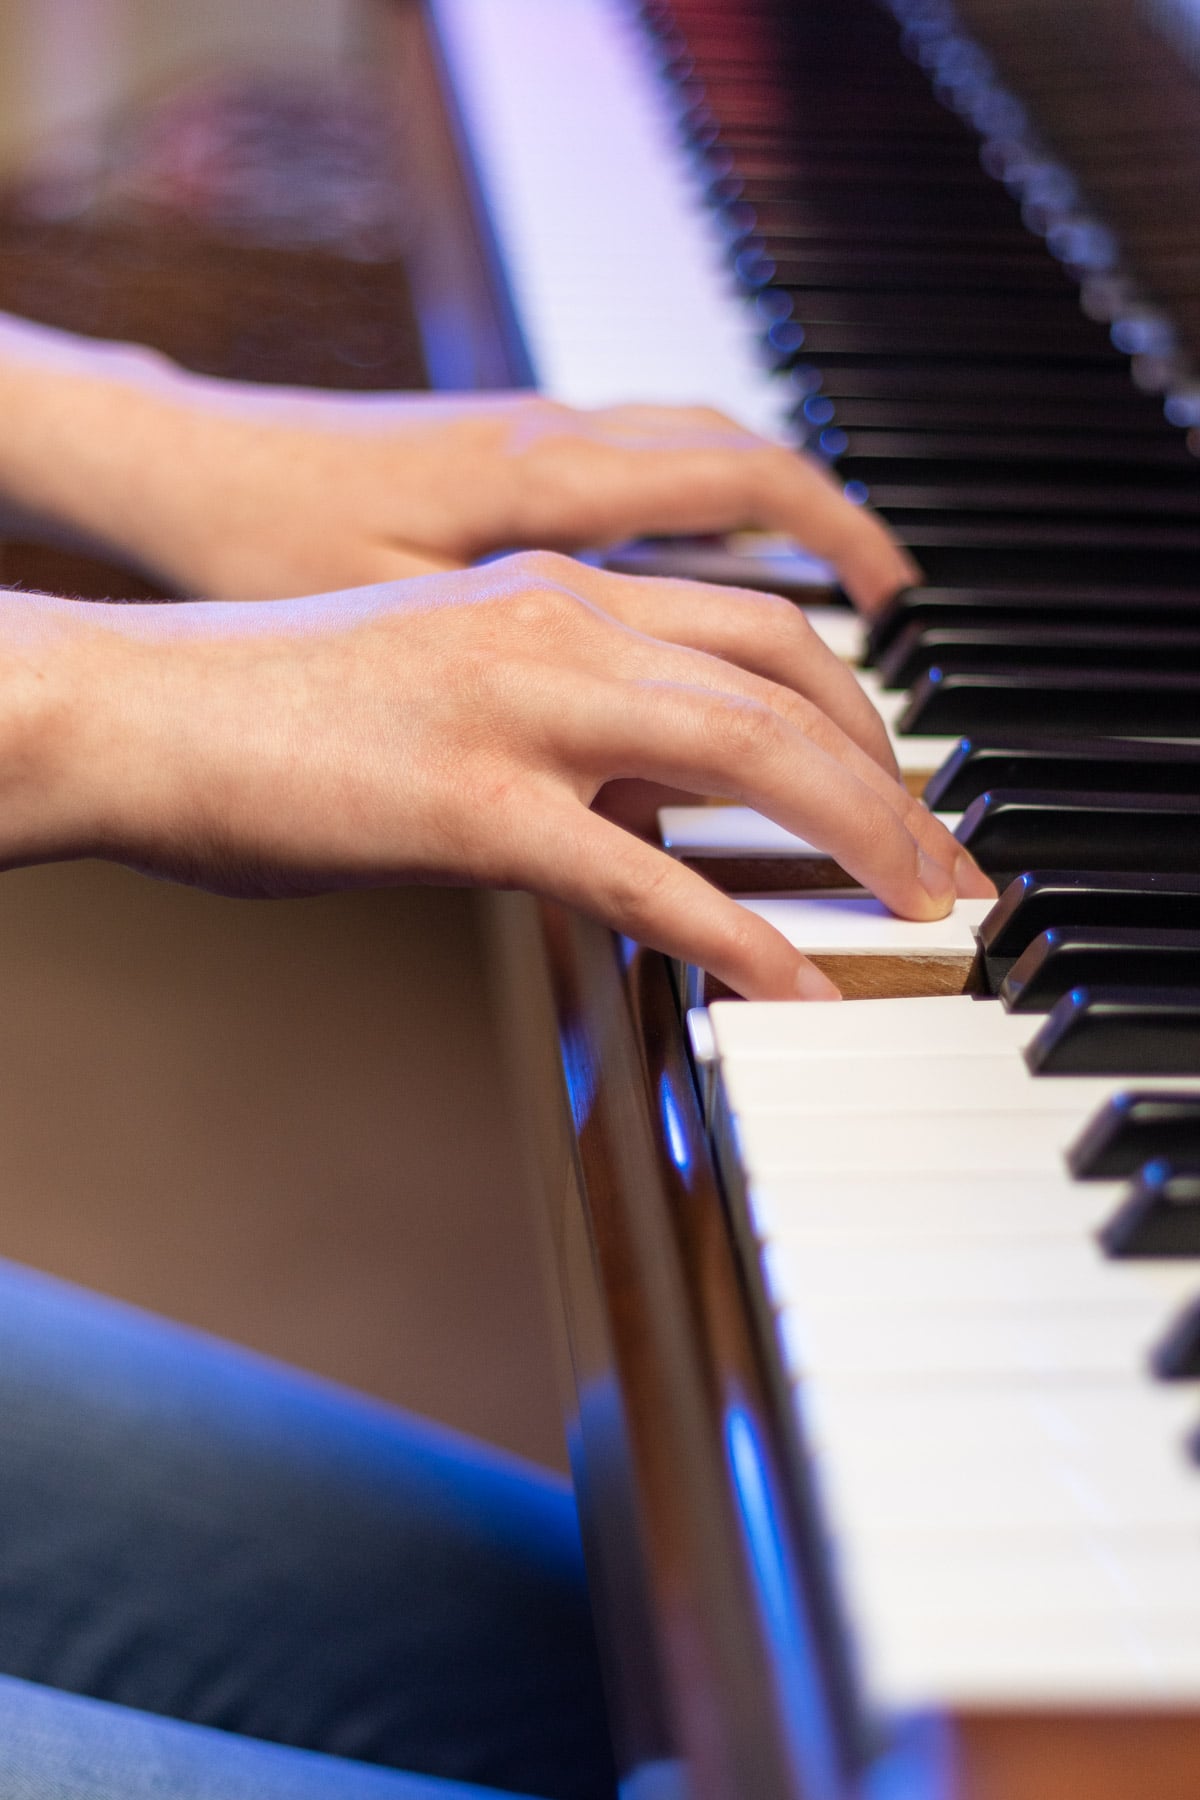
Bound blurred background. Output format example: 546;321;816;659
0;0;566;1471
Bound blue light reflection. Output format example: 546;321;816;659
658;1072;691;1174
725;1402;840;1796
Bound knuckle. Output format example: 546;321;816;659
757;590;812;645
506;547;575;585
718;904;767;971
854;799;905;869
778;690;830;743
705;694;782;764
603;851;677;935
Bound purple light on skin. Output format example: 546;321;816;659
842;481;869;506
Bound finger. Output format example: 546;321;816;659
562;561;899;776
365;543;466;580
549;420;919;614
739;447;920;615
521;799;841;1000
541;596;986;897
552;676;965;922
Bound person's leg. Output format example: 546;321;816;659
0;1260;614;1800
0;1672;538;1800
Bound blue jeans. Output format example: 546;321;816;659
0;1260;615;1800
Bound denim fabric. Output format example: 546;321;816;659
0;1261;615;1800
0;1673;536;1799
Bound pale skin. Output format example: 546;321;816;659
0;315;994;998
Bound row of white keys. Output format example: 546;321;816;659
705;992;1200;1707
429;0;788;433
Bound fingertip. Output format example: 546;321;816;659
795;959;843;1001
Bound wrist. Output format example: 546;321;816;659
0;317;200;587
0;594;118;867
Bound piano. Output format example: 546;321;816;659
417;1;1200;1794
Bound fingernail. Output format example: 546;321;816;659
796;961;842;1001
917;847;956;909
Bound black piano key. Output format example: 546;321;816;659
1099;1164;1200;1259
777;319;1121;359
1025;987;1200;1077
831;428;1195;473
999;928;1200;1013
978;871;1200;971
1151;1297;1200;1380
924;740;1200;812
757;250;1074;297
798;393;1175;435
868;590;1200;665
867;480;1200;520
761;290;1101;334
893;540;1200;589
900;670;1200;738
788;358;1156;406
955;790;1200;882
878;624;1200;689
1068;1091;1200;1178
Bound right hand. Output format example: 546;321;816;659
20;553;990;1000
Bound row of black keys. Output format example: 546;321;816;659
644;6;1200;1411
644;0;1200;589
862;584;1200;736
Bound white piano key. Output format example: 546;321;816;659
762;1238;1200;1312
799;606;867;662
777;1299;1169;1381
840;1534;1200;1634
605;536;837;593
733;1105;1085;1177
744;1173;1119;1244
808;1387;1200;1528
864;1612;1200;1706
818;1437;1200;1534
658;806;965;859
892;734;962;781
430;0;789;434
736;895;989;959
854;671;910;733
804;1381;1200;1466
719;1053;1200;1118
709;994;1037;1059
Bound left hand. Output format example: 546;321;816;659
117;383;918;611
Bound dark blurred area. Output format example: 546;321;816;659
0;27;427;594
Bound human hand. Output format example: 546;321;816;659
104;380;917;613
16;554;990;1000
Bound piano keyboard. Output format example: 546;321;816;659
700;993;1200;1705
429;0;1200;1763
429;0;788;436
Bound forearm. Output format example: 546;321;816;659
0;315;208;589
